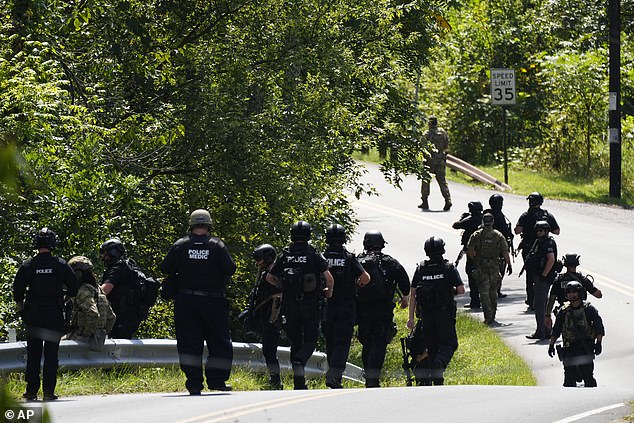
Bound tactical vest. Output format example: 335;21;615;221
279;245;321;301
414;261;455;313
323;248;355;301
476;229;500;259
356;251;391;304
562;304;594;344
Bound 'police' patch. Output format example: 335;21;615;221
36;268;53;274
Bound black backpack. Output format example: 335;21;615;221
357;252;390;303
125;259;160;310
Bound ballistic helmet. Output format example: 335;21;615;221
252;244;277;265
482;213;495;227
428;116;438;127
33;227;57;250
534;220;550;232
189;209;213;230
489;194;503;210
100;238;125;260
363;230;385;250
527;192;544;207
424;236;446;256
68;256;93;272
565;281;583;294
563;253;580;267
290;221;312;242
325;224;346;245
468;201;483;215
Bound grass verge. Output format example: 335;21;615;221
2;308;534;398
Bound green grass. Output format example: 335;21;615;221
2;307;534;399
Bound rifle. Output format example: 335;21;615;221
454;247;467;267
400;337;413;386
518;239;539;277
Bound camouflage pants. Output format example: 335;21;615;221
421;158;451;201
474;261;502;323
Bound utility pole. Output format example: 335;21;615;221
608;0;621;198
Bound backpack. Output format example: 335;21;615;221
125;259;160;311
414;261;455;312
357;252;390;303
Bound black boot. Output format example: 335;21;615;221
268;374;283;390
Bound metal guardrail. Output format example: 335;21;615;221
0;339;365;384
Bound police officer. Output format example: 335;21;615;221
322;224;370;389
525;220;557;340
250;243;284;390
356;230;410;388
484;194;514;298
452;201;483;309
265;221;334;390
546;253;602;330
160;209;237;394
407;237;465;385
514;192;560;309
467;213;512;325
65;256;116;342
99;238;140;339
13;228;78;401
419;116;452;211
548;281;604;387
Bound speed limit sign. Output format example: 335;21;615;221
490;68;516;105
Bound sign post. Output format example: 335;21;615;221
490;68;516;185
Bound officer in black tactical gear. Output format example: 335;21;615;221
160;209;237;394
515;192;560;309
99;237;140;339
407;237;464;385
548;281;604;387
266;221;334;390
525;220;557;340
484;194;514;298
248;243;284;389
356;230;410;388
452;201;483;308
546;253;602;331
13;228;78;401
322;224;370;389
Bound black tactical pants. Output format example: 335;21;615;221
418;306;458;385
25;334;60;396
322;299;356;385
110;305;142;339
261;321;281;378
175;293;233;392
357;305;395;387
283;298;320;388
466;257;480;307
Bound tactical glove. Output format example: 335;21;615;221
548;344;556;358
594;341;602;355
506;264;513;275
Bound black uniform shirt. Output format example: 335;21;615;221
160;234;236;292
516;207;560;250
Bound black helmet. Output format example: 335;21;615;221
290;221;312;242
482;213;495;226
527;192;544;207
565;281;583;294
428;116;438;127
252;244;277;265
363;230;385;250
534;220;550;232
563;253;580;267
489;194;503;210
100;238;125;260
325;224;346;245
424;236;446;256
468;201;483;215
33;227;57;250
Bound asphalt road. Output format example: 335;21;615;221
43;163;634;423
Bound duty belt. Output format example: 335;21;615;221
180;289;225;298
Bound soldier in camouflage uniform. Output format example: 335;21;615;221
467;213;512;325
419;116;451;211
65;256;115;341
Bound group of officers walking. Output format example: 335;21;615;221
12;192;605;400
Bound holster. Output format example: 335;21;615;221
556;345;565;361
